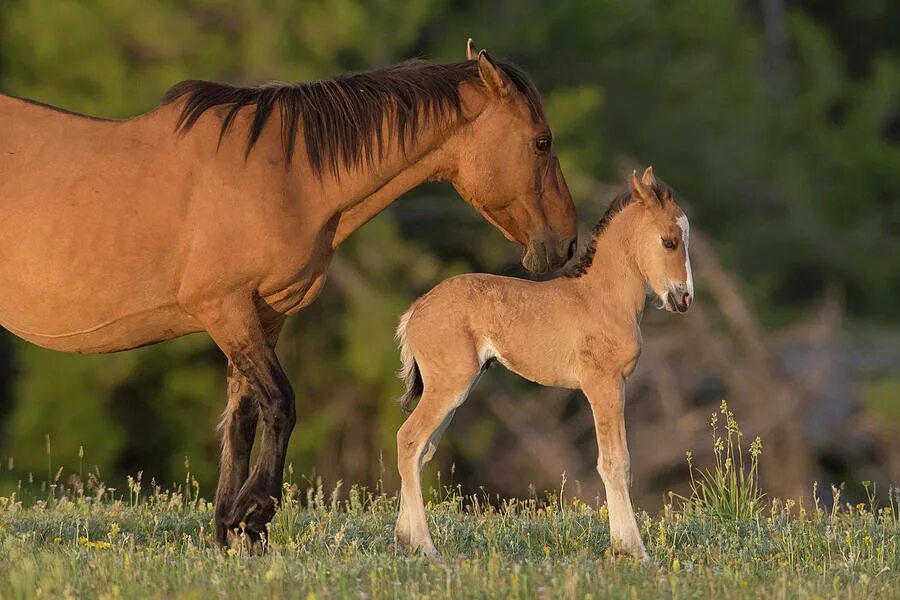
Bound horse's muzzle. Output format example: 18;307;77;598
522;236;577;273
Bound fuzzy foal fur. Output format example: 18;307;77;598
394;167;694;561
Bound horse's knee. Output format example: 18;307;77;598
258;381;295;432
281;391;296;429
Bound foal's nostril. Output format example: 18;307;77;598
567;240;577;261
683;292;692;308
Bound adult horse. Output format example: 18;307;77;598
0;39;577;543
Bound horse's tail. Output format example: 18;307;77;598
396;306;423;416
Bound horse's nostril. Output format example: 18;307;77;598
683;292;692;307
567;240;577;261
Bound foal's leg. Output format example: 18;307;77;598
213;322;283;544
202;297;295;543
395;361;479;557
582;373;649;562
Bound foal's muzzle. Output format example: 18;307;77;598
665;288;693;313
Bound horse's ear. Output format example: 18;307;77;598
477;50;511;98
641;166;656;188
630;169;656;204
466;38;478;60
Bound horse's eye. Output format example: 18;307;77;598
662;238;678;250
535;137;552;153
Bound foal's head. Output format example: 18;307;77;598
447;40;578;273
627;168;694;313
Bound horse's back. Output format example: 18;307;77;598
0;94;199;352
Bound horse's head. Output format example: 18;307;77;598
628;167;694;313
447;40;577;274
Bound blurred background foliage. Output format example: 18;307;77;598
0;0;897;503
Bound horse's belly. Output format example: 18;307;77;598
0;301;200;353
0;218;192;352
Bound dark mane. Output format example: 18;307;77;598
162;59;543;176
564;181;671;278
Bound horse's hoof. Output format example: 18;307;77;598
225;525;268;554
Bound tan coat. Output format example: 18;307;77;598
394;168;694;561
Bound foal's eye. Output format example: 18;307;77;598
534;136;552;153
662;238;678;250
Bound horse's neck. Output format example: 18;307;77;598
312;110;472;248
323;84;488;248
328;133;451;247
576;227;647;318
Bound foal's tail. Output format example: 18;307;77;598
396;307;423;416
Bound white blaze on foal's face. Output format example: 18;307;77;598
676;213;694;298
643;206;694;313
628;168;694;313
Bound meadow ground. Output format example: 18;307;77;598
1;405;898;599
0;476;897;599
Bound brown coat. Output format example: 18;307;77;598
0;41;578;544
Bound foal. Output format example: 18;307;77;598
394;167;693;561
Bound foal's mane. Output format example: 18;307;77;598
564;181;671;278
163;59;543;176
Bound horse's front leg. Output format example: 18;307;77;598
213;322;282;544
582;373;649;562
213;364;259;544
202;297;295;545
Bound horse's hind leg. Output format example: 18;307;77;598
395;356;480;557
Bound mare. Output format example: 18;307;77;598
0;39;577;543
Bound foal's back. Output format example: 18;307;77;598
401;272;588;389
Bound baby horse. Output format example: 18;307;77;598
394;167;693;561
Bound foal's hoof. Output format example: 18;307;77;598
610;544;650;564
394;531;440;560
393;526;411;548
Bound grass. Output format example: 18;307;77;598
677;401;766;522
0;406;898;599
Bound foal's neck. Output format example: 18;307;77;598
572;225;647;319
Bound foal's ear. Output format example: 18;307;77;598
477;50;511;98
630;169;656;204
466;38;478;60
641;166;656;188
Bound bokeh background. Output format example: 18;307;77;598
0;0;898;509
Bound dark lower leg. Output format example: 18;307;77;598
220;342;295;541
201;301;292;544
214;363;259;543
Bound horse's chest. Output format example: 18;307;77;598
259;246;333;317
256;213;338;314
